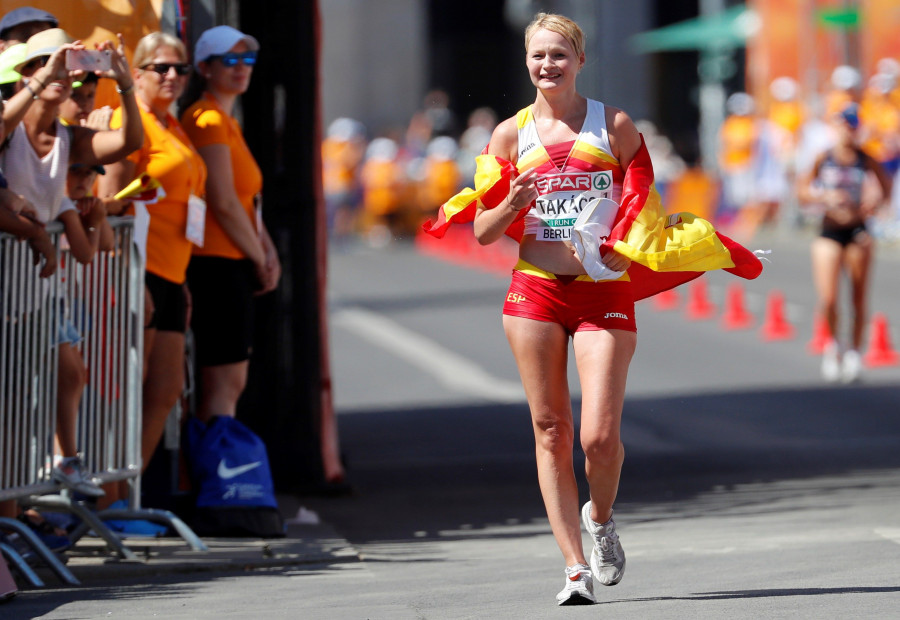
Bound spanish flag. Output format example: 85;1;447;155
422;136;763;300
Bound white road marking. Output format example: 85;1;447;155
332;306;524;403
874;528;900;545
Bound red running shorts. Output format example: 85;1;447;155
502;262;636;334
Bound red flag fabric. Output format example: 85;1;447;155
423;133;763;300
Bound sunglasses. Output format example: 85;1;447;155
141;63;192;76
23;56;50;72
208;51;257;67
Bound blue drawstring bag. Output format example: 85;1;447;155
184;415;284;538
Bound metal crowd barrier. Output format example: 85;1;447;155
1;217;205;586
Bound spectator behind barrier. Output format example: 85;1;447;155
97;32;206;511
179;25;281;425
0;27;142;499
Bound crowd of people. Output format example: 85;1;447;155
0;7;278;555
322;90;497;247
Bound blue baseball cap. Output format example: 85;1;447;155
0;7;58;39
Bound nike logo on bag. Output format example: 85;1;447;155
217;459;262;480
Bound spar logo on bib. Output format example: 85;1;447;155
535;172;613;196
535;173;592;195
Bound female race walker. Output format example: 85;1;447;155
799;103;892;382
424;13;764;606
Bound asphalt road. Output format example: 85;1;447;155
9;227;900;619
311;228;900;618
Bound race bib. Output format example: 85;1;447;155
533;171;614;241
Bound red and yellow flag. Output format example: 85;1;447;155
423;136;763;300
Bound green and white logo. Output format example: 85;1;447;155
593;172;612;191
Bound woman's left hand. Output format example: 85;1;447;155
95;34;132;88
601;248;631;272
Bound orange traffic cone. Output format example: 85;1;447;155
721;284;754;330
652;288;680;311
863;313;900;367
760;290;795;341
685;278;716;320
807;312;832;354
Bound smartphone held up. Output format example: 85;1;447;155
66;49;111;73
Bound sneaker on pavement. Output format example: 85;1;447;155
556;563;596;606
841;349;862;383
821;341;841;382
581;501;625;586
51;457;105;498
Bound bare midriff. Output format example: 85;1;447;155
519;235;586;275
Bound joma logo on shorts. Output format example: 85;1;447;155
604;312;629;320
507;292;526;303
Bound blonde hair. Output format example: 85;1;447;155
524;13;585;60
132;31;187;68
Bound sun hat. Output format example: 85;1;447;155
0;43;26;84
0;7;58;39
14;28;73;73
193;25;259;68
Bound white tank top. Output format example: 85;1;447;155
518;99;622;241
0;121;73;223
519;99;622;240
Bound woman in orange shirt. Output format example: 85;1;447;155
179;26;280;423
99;31;207;477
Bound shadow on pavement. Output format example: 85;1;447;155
306;384;900;546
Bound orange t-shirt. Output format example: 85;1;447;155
181;94;264;259
112;105;207;284
859;94;900;163
361;159;403;216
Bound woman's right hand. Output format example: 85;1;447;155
507;166;538;212
33;42;81;88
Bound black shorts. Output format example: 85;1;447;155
145;272;187;333
820;225;867;247
187;256;256;366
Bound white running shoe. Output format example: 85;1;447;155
821;341;841;383
841;349;862;383
555;563;596;606
52;456;105;498
581;502;625;586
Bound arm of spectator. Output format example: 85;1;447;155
0;193;57;277
83;106;113;131
96;158;136;215
69;35;143;166
197;143;267;271
77;196;115;252
97;214;115;251
58;199;104;264
256;222;281;295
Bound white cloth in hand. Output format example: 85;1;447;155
571;197;624;281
